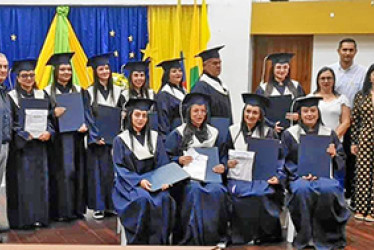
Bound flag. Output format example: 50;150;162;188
35;6;92;90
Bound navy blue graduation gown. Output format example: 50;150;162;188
112;130;175;245
45;85;90;220
6;89;55;228
156;84;185;141
165;124;229;245
281;124;350;249
225;124;283;244
192;74;232;123
86;84;124;212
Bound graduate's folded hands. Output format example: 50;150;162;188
212;164;225;174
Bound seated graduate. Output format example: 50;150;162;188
112;98;175;245
155;58;186;141
121;60;154;102
44;52;88;221
225;93;283;245
6;59;54;229
165;93;228;246
85;53;124;220
281;96;350;249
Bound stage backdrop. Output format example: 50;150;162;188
0;6;148;89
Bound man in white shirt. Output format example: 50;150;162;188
329;38;366;202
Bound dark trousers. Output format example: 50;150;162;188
343;128;356;199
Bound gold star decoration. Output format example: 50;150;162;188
113;51;119;57
109;30;116;37
10;34;17;41
141;44;158;61
129;52;135;58
128;35;133;42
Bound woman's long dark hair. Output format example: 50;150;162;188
50;64;77;107
15;71;38;101
124;109;154;155
92;65;115;116
313;66;339;96
362;63;374;96
181;105;209;151
128;70;150;99
265;63;297;97
233;104;265;144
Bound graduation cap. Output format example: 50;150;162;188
294;96;322;111
123;61;150;72
196;45;224;62
241;93;270;110
125;98;155;111
156;58;183;71
267;52;294;65
12;59;37;75
46;52;74;66
87;52;112;69
182;93;211;109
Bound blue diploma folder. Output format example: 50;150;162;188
143;162;190;192
265;95;293;128
96;105;121;145
298;134;331;178
19;98;49;127
210;117;230;147
248;138;280;180
56;93;85;133
195;147;223;183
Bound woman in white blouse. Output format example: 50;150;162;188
311;67;350;141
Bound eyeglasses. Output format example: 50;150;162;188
19;73;35;79
319;76;333;81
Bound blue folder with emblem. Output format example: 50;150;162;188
56;93;85;133
195;147;223;183
96;105;121;145
142;162;190;192
298;134;331;178
19;98;49;126
265;95;293;128
248;138;280;180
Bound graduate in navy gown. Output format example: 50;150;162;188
192;46;232;123
255;53;305;131
6;59;54;228
225;93;283;245
44;52;89;221
86;53;125;220
165;93;229;246
281;96;350;249
112;98;175;245
155;58;186;141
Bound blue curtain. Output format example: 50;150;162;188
0;6;148;88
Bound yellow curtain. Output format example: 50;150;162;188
146;4;204;92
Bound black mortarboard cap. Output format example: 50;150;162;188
12;59;37;74
125;98;155;111
156;58;183;71
267;52;294;64
87;52;112;69
241;93;270;110
46;52;74;66
124;61;150;72
196;45;224;62
294;96;322;111
182;93;211;109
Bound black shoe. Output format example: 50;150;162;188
93;211;104;220
0;226;9;233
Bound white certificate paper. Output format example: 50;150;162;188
183;148;208;181
25;109;48;138
227;149;255;181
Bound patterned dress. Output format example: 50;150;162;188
351;91;374;216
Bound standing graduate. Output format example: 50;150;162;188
121;60;154;103
155;58;186;141
44;52;88;221
6;59;54;228
192;45;232;123
281;96;350;249
256;53;305;130
225;93;283;245
86;53;124;220
112;98;175;245
165;93;229;246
